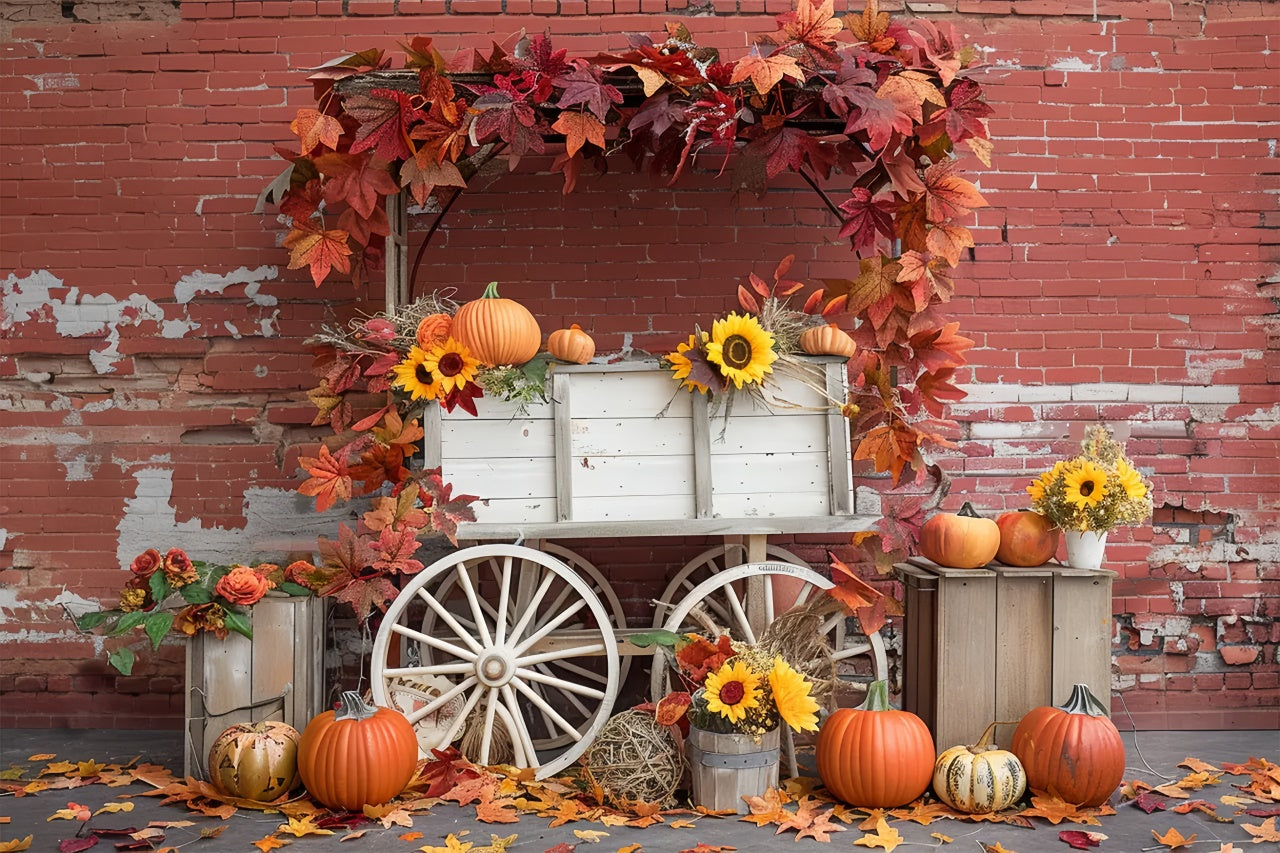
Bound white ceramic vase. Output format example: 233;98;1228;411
1063;529;1109;569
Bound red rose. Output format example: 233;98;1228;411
214;566;273;606
163;548;198;586
129;548;163;579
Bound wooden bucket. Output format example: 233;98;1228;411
686;726;780;814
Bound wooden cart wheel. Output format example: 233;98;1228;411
650;561;889;703
371;544;619;779
411;542;631;750
650;543;809;632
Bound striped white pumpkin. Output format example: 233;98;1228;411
933;739;1027;814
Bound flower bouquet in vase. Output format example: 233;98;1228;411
1025;425;1154;568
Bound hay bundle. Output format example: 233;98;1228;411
583;709;684;808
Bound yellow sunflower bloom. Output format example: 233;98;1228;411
767;657;819;733
703;659;761;724
667;332;711;394
390;345;442;401
423;337;481;394
1026;475;1047;503
1064;461;1108;510
705;312;777;389
1115;458;1147;500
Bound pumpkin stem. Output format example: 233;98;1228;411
972;720;1020;751
481;281;502;299
1059;683;1110;717
334;691;379;722
958;502;982;518
863;679;892;712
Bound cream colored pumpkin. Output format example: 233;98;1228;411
932;722;1027;814
799;323;857;358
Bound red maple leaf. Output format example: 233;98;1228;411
744;125;835;180
553;67;623;121
827;552;884;617
297;444;352;512
838;187;896;253
729;46;806;96
421;472;477;544
470;90;546;163
909;320;974;374
279;178;322;222
399;151;467;207
773;0;845;52
915;368;967;417
941;77;994;143
316;523;375;580
842;85;910;152
370;523;424;576
408;95;470;164
674;634;735;685
344;89;422;162
314;151;398;219
337;202;390;247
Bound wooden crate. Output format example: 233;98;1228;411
896;558;1115;753
426;358;853;525
183;595;325;779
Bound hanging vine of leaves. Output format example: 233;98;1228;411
269;0;994;488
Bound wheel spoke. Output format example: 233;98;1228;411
506;572;556;647
384;662;475;678
512;598;587;656
405;675;477;725
414;588;485;655
501;684;540;769
833;642;872;661
724;584;756;643
529;663;595;720
517;641;604;668
435;682;485;744
392;622;478;662
513;677;582;741
517;665;607;701
493;554;514;645
533;656;608;685
454;560;493;647
479;687;500;766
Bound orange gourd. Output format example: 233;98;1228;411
452;281;541;366
207;720;300;802
816;680;935;808
297;691;419;810
917;502;1001;569
799;323;857;358
415;312;453;349
1011;684;1125;807
548;324;595;364
995;510;1061;567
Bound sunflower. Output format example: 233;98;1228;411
666;332;711;394
767;657;819;732
1115;458;1147;500
703;659;762;724
1025;470;1053;503
705;312;777;389
1064;461;1108;510
423;337;481;394
390;345;442;401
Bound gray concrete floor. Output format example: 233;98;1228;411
1;727;1277;852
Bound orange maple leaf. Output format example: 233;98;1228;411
847;0;893;52
251;836;288;852
290;107;343;153
827;552;883;616
297;444;352;512
876;71;945;125
1177;757;1221;773
1243;816;1280;843
551;111;606;158
283;225;352;287
1152;826;1197;849
740;788;790;826
925;222;974;267
1022;794;1099;826
776;0;845;47
853;815;902;850
922;158;988;223
729;47;806;96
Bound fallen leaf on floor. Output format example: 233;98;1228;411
573;829;609;842
1151;827;1196;849
475;833;517;852
339;830;368;842
401;832;424;841
276;814;335;837
1210;844;1238;852
1178;757;1219;773
890;800;954;825
617;844;642;852
981;844;1017;853
73;761;108;778
46;802;91;822
39;762;77;777
1152;783;1191;799
1169;799;1231;821
251;837;289;851
541;844;573;853
0;836;32;853
740;789;789;826
1134;791;1169;813
852;816;901;851
55;838;96;853
27;754;55;762
362;802;413;828
1242;816;1280;842
1059;830;1107;849
668;819;698;828
676;845;735;853
1220;794;1255;807
419;833;473;853
1022;794;1100;826
92;802;133;815
857;808;888;830
930;831;951;843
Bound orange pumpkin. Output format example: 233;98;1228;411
297;691;419;810
917;503;1001;569
817;680;935;808
415;312;453;349
548;323;595;364
452;281;541;366
799;323;857;358
995;510;1061;567
207;720;300;802
1011;684;1124;807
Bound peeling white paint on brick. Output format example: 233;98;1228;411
0;529;6;550
1049;57;1095;72
173;266;279;306
62;453;101;481
1170;581;1185;610
958;382;1241;406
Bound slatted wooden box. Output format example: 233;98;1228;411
183;594;325;779
426;358;854;525
896;557;1115;753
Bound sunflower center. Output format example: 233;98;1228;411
722;334;754;370
415;364;434;384
1080;481;1095;496
719;680;745;705
437;352;463;377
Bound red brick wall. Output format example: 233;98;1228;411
1;0;1276;731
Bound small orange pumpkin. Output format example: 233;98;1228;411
452;281;542;366
995;510;1061;567
548;324;595;364
297;691;419;811
1011;684;1124;807
817;680;935;807
917;502;1001;569
799;323;857;358
415;312;453;349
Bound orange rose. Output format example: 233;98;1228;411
130;548;163;579
162;548;198;587
214;566;274;606
416;313;452;349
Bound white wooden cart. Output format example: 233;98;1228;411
369;355;888;779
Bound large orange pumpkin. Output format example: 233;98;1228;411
1010;683;1124;807
995;510;1061;567
917;503;1001;569
816;680;935;808
452;281;541;366
297;691;419;810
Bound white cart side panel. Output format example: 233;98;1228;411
572;453;695;497
713;491;830;518
472;497;558;524
569;493;697;522
567;372;691;419
711;412;828;454
442;456;556;499
569;418;694;457
440;418;555;457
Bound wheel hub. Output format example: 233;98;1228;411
475;648;515;687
